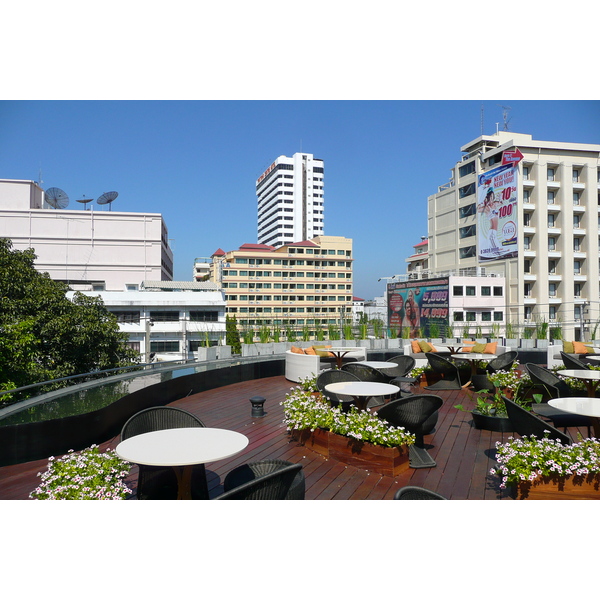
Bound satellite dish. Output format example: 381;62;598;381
45;187;69;209
97;191;118;210
76;195;93;210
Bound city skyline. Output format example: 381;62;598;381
1;100;598;299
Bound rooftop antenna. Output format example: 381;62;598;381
45;187;69;209
97;191;118;211
76;195;93;210
501;105;512;131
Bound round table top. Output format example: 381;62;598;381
557;369;600;381
354;361;397;369
324;381;399;397
116;427;249;467
549;397;600;418
451;353;496;361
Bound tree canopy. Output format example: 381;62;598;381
0;238;138;395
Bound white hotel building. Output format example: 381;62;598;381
256;153;325;247
426;131;600;341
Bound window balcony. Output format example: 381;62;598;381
522;179;536;188
548;296;562;304
547;180;561;189
547;203;561;212
548;273;562;282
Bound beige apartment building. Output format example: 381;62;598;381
427;131;600;341
209;235;353;331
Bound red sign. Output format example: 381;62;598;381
502;148;524;165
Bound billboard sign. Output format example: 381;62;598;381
477;163;518;262
387;278;449;338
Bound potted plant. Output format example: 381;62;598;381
281;385;415;476
455;390;514;432
30;445;132;500
490;435;600;499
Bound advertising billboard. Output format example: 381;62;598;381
477;163;518;262
387;278;449;337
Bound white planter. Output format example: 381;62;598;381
195;346;218;361
386;338;401;349
216;345;231;359
504;338;519;348
241;344;259;357
520;339;535;348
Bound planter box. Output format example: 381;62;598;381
291;428;410;477
471;410;514;432
514;474;600;500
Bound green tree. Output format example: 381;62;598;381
0;238;137;394
225;314;241;354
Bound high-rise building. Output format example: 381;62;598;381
209;235;353;332
427;131;600;341
256;153;324;247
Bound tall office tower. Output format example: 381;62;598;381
426;131;600;341
256;153;324;247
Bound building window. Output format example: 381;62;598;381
523;236;531;250
523;189;531;203
574;191;581;205
459;183;476;198
481;312;491;322
573;214;581;229
150;341;179;352
459;246;476;259
524;306;533;321
548;237;556;251
481;286;491;296
574;238;581;252
111;311;140;324
574;283;582;297
574;260;582;274
466;312;476;322
459;225;476;238
458;161;476;177
523;213;531;226
523;165;531;179
459;203;476;218
524;259;531;273
573;169;580;183
453;312;464;321
453;286;463;296
493;287;503;297
150;311;179;322
524;283;531;297
549;283;557;297
549;306;557;321
189;311;218;322
493;311;503;321
466;286;476;296
549;259;557;273
548;214;556;227
547;167;556;181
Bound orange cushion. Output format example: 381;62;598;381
304;346;317;355
313;345;334;357
485;342;497;354
573;341;593;354
290;346;304;354
460;341;475;353
429;344;438;353
411;340;421;353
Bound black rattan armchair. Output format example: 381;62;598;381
316;369;361;408
472;351;519;392
214;462;303;500
222;459;305;500
386;355;418;395
424;352;462;390
377;394;444;468
559;351;590;371
525;363;593;435
393;486;447;500
120;406;209;500
502;397;572;444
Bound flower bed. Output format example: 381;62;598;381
282;383;415;476
30;445;132;500
490;434;600;499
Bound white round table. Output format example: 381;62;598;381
324;381;399;411
451;353;496;386
116;428;249;499
557;369;600;397
548;397;600;437
354;361;397;370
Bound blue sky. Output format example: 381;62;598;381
2;100;598;299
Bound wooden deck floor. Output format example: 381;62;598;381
0;376;596;500
0;375;591;501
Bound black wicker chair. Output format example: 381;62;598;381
471;351;519;392
214;463;303;500
525;363;592;435
120;406;209;500
385;355;418;395
559;351;590;371
424;352;462;390
502;397;572;444
341;362;396;407
393;486;447;500
222;459;305;500
377;394;444;468
316;369;362;409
